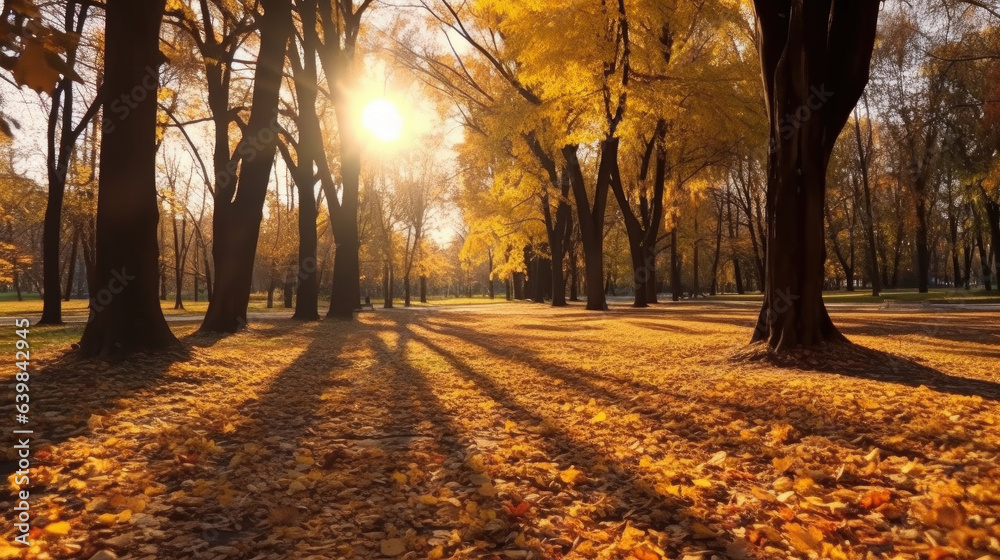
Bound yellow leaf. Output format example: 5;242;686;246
504;420;517;431
117;510;133;523
559;467;586;484
772;456;795;473
618;524;646;549
784;523;823;553
591;411;607;423
44;521;71;535
478;483;497;497
631;545;662;560
692;478;713;488
12;39;61;95
419;494;438;505
391;472;408;485
97;513;117;525
428;545;444;559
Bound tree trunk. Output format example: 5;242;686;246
64;226;79;301
283;274;294;308
193;239;200;302
78;0;177;356
670;229;681;301
564;142;613;311
693;212;700;298
40;1;92;324
267;280;275;308
286;0;321;321
852;106;880;297
327;106;362;319
201;0;291;332
984;197;1000;288
294;182;319;318
976;228;992;291
710;196;724;296
915;197;930;293
420;275;427;303
383;260;393;308
404;273;411;307
203;245;213;302
750;0;878;350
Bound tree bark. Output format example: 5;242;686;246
852;103;880;297
201;0;291;332
670;229;681;301
420;275;427;303
64;226;79;301
750;0;879;350
78;0;177;356
40;0;92;325
563;142;613;311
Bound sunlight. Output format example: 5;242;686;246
361;98;404;143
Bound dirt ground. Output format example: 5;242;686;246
2;302;999;560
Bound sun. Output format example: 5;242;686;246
361;98;404;143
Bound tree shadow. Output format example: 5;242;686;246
735;342;1000;402
408;312;1000;463
0;342;192;516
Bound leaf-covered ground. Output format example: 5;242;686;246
2;303;999;560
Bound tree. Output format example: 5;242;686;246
750;0;879;350
77;0;177;356
201;0;292;332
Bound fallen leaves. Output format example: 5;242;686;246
5;307;1000;560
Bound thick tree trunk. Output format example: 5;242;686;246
984;197;1000;288
78;0;176;356
404;274;411;307
201;0;291;332
267;281;275;308
563;142;613;311
327;106;362;319
420;275;427;303
749;0;878;350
